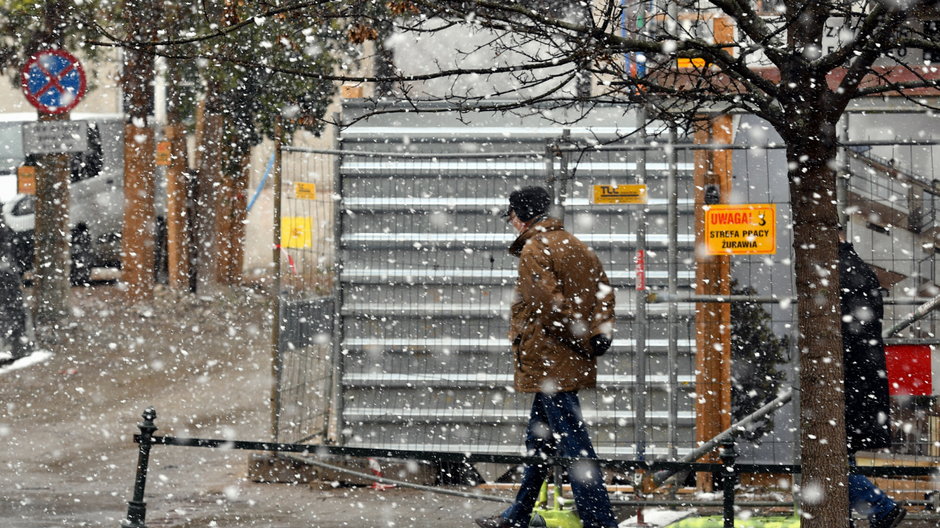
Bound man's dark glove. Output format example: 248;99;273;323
590;334;611;357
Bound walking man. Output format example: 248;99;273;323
840;237;906;528
475;186;618;528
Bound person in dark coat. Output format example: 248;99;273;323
474;187;617;528
840;238;906;528
0;214;31;360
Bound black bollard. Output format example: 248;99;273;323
121;408;158;528
720;437;736;528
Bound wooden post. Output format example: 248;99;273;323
693;113;734;491
164;123;189;290
122;123;156;301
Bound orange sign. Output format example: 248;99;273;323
17;166;36;195
155;141;171;166
704;204;776;255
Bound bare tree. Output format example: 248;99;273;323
89;0;940;525
355;3;937;525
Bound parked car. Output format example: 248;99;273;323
0;114;167;285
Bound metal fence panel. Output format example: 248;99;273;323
276;119;940;477
274;148;336;443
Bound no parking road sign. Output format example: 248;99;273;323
20;49;87;114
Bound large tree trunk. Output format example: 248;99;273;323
32;0;72;344
164;122;190;290
120;0;158;302
193;91;225;295
121;122;155;301
163;0;192;291
215;146;249;285
787;132;849;528
32;137;70;344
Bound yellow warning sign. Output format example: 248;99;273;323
294;182;317;200
677;57;708;68
17;166;36;195
704;204;776;255
592;184;647;204
281;217;313;249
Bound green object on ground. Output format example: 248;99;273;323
666;515;800;528
529;480;583;528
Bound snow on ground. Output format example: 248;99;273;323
620;507;694;527
0;349;52;375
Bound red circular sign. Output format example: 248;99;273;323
20;49;87;114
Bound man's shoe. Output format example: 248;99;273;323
871;506;907;528
474;516;522;528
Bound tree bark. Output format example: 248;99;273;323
32;0;71;344
164;122;190;290
121;123;155;301
787;132;849;528
163;0;192;291
216;147;249;285
193;94;224;295
32;123;70;345
120;0;157;302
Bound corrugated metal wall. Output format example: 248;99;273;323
334;112;698;458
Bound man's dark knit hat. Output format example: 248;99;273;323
503;186;551;222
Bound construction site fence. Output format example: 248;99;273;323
271;137;940;475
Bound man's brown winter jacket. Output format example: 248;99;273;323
508;217;615;393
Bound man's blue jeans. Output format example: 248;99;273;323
849;455;897;520
500;392;617;528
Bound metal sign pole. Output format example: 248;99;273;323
20;48;87;343
270;117;284;443
327;113;347;444
667;124;680;460
632;106;651;528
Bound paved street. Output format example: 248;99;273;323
1;284;939;527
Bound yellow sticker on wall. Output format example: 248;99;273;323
704;204;776;255
294;182;316;200
592;184;647;204
281;217;313;249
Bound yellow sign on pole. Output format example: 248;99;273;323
281;217;313;249
592;184;648;204
704;204;776;255
294;182;317;200
17;166;36;195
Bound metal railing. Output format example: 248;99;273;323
119;408;940;528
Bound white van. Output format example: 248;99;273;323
0;113;167;284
